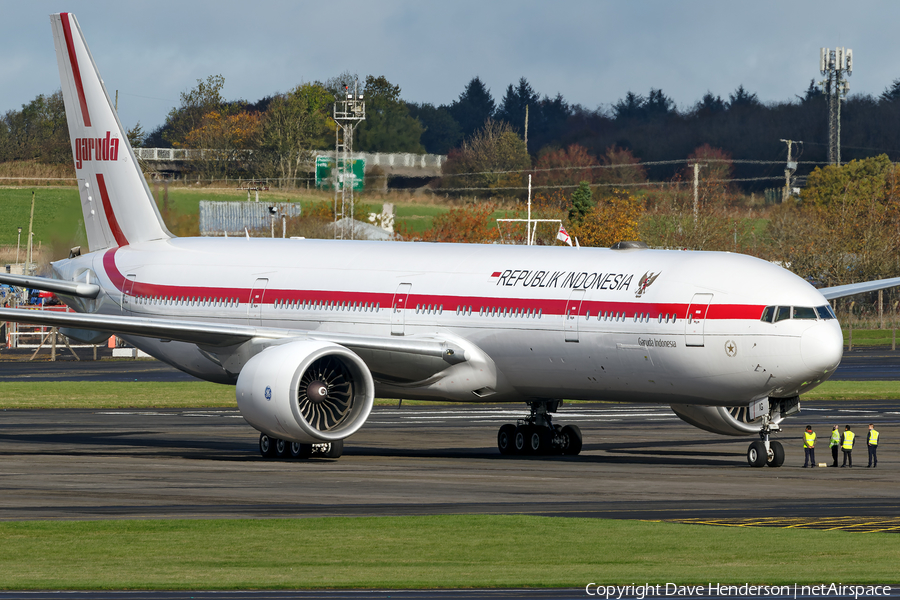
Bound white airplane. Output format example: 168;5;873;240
1;13;896;466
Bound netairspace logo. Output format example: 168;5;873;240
584;583;893;599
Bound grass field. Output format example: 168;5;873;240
844;327;900;347
0;515;896;589
0;378;897;410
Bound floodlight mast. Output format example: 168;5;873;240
820;47;852;166
333;82;366;240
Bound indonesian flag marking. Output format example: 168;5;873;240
557;225;573;246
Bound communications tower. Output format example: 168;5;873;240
333;83;365;239
819;47;852;166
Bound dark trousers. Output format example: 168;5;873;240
831;445;839;466
804;448;815;466
868;445;878;467
842;448;852;467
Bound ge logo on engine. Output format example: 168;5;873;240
264;386;272;401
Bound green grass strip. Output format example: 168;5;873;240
802;380;900;400
0;381;235;409
842;328;900;347
1;379;900;409
0;516;896;589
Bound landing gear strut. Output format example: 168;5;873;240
258;433;343;460
747;413;784;468
497;400;583;456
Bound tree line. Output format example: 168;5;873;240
7;73;900;191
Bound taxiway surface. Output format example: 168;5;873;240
0;347;897;522
0;400;895;522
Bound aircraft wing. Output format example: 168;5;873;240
0;273;100;298
819;277;900;300
0;307;463;363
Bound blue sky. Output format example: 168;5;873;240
3;0;899;135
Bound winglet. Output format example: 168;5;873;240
50;13;171;252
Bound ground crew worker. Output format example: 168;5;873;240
830;424;841;467
803;425;816;468
841;425;855;468
867;423;879;468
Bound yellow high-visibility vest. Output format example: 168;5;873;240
830;430;841;447
804;431;816;448
869;430;879;445
843;430;855;450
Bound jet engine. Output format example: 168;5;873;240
670;403;783;436
236;340;375;444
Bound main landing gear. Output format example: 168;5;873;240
497;400;583;456
258;433;343;460
746;413;784;468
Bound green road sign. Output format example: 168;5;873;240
315;155;365;191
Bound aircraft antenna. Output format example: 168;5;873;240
333;81;366;240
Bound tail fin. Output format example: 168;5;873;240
50;13;171;252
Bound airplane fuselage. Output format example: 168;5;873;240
54;236;844;407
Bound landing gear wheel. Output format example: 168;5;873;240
561;424;583;456
526;427;549;454
767;440;784;467
274;438;289;458
514;426;527;454
323;439;344;459
498;424;516;455
259;433;276;458
747;440;767;467
290;442;312;459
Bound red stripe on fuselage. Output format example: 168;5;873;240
101;248;766;321
96;174;128;247
60;13;91;128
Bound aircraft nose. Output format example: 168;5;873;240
800;320;843;375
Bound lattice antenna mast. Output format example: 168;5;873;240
819;47;852;166
333;82;366;239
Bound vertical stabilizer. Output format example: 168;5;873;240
50;13;171;252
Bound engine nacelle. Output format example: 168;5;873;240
236;340;375;443
670;404;764;436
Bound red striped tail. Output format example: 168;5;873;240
51;13;171;252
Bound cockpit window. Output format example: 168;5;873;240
816;305;836;320
761;304;836;322
793;306;817;320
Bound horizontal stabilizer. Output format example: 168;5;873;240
0;273;100;298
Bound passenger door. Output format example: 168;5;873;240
684;293;713;347
391;283;412;336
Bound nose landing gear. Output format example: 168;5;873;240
747;414;784;468
497;400;583;456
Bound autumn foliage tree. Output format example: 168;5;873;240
571;190;643;247
183;110;262;180
440;119;530;198
533;144;598;190
258;83;333;186
596;145;647;185
767;155;900;286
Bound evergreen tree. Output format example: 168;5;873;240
568;181;594;223
449;77;495;141
408;103;461;154
728;85;761;110
880;79;900;103
496;77;539;133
